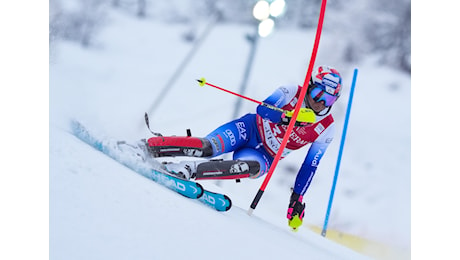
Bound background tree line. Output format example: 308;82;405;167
49;0;410;73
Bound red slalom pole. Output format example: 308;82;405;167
248;0;329;215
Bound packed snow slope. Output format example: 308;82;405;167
50;10;410;260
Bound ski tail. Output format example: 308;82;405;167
147;136;213;158
195;160;260;180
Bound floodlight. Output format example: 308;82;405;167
253;1;270;21
258;18;275;37
269;0;286;17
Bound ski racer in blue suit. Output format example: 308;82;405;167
157;65;343;230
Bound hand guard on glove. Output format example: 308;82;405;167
280;108;316;126
287;191;305;231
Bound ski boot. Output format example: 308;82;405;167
162;161;201;180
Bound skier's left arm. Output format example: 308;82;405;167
292;124;335;196
256;85;297;123
256;85;315;125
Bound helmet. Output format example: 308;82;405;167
307;65;343;107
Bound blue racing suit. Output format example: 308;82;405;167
204;85;336;196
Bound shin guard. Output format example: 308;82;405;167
195;160;260;180
146;136;213;158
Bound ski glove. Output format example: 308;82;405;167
280;108;316;126
287;191;305;231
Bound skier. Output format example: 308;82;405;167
143;65;343;230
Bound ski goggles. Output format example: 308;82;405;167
308;84;338;107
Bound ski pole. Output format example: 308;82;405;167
321;68;358;237
198;78;316;128
197;78;285;113
248;0;329;216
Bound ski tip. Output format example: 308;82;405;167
197;77;206;87
224;194;232;211
69;119;82;132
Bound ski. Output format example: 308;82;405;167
199;190;232;212
70;120;232;211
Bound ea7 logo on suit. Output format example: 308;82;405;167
236;122;247;140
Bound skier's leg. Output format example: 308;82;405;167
232;147;273;179
197;112;272;180
155;114;265;180
204;114;254;156
206;114;251;156
190;147;272;180
162;158;261;180
145;136;213;158
145;114;254;158
185;114;269;180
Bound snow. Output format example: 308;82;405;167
50;127;366;260
41;7;412;260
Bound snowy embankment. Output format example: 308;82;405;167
50;120;370;260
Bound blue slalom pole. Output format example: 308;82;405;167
321;68;358;237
